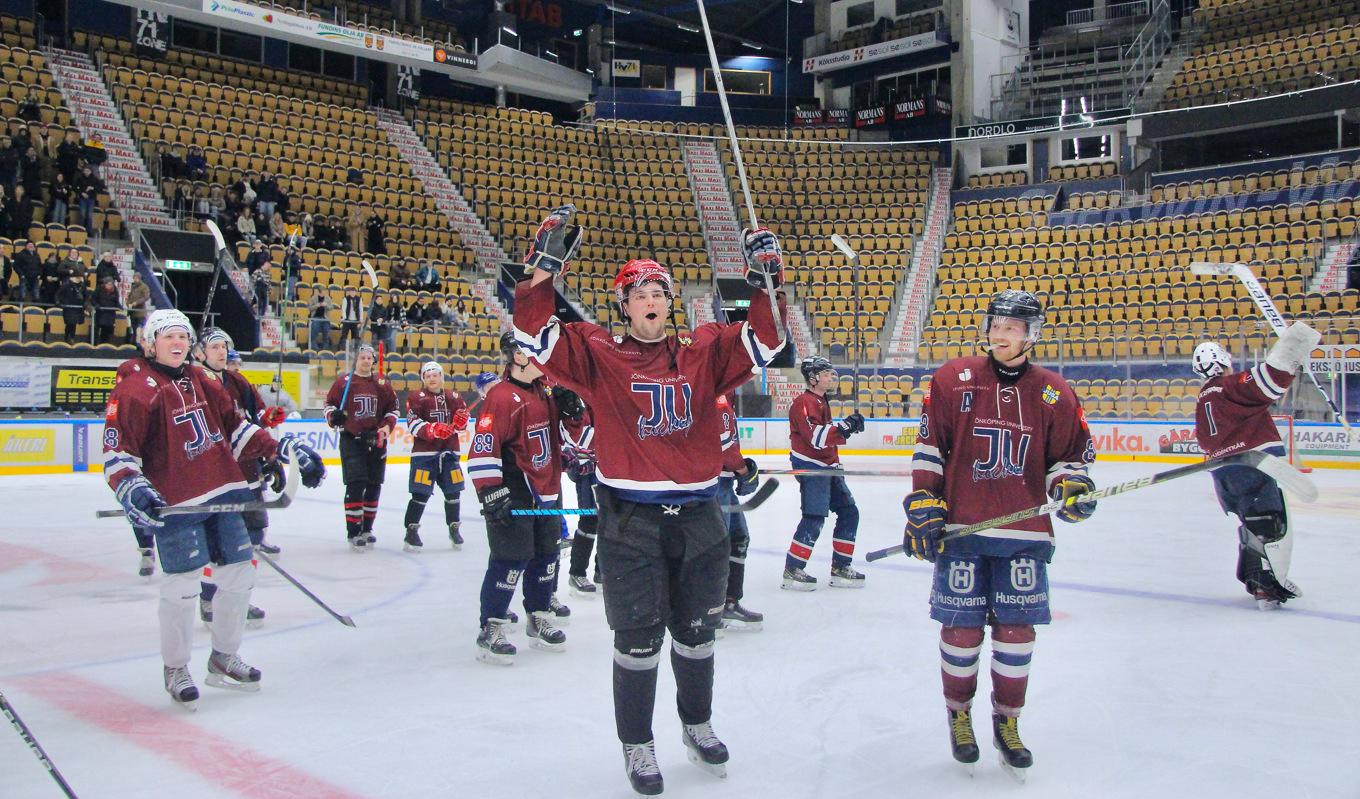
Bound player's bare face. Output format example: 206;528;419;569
355;350;374;376
421;371;443;392
153;329;191;369
988;317;1030;366
625;285;671;342
811;369;837;394
513;350;543;381
201;340;228;371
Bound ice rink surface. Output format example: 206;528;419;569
2;456;1358;799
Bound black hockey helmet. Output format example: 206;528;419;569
800;355;836;384
500;331;522;362
983;289;1044;343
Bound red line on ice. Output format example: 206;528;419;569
0;540;130;586
15;672;368;799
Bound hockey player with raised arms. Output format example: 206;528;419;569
324;344;398;550
781;356;866;590
403;361;470;552
1190;320;1320;609
558;386;602;596
467;332;568;663
103;309;325;710
716;393;763;629
513;204;786;795
903;290;1096;779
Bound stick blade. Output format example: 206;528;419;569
359;260;378;289
829;233;856;260
339;615;357;628
204;219;228;255
1188;261;1236;276
1253;452;1319;502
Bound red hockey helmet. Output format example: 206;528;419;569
613;259;674;306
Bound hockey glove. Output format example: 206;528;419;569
427;422;455;440
1051;474;1097;523
452;408;470;431
551;385;586;421
525;204;583;275
260;405;286;428
278;434;326;488
478;484;513;526
845;412;866;434
735;457;760;496
904;489;948;562
327;408;347;428
260;458;286;493
116;476;167;528
741;227;784;289
570;449;596;480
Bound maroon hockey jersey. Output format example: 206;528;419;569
324;372;398;436
512;277;784;504
466;376;563;503
406;388;467;454
717;395;745;477
560;406;595;455
788;390;846;469
1194;363;1295;460
104;359;278;507
911;355;1094;556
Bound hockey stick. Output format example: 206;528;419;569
201;219;231;331
865;450;1314;562
337;260;380;410
96;458;299;519
694;0;784;346
511;478;779;516
255;551;356;627
763;467;917;478
830;234;862;408
1189;261;1350;430
0;689;79;799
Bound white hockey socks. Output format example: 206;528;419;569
159;571;200;667
208;560;256;656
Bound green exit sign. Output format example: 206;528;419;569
164;259;193;271
732;299;750;308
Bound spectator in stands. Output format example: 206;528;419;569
256;171;280;220
346;205;365;253
15;241;40;302
93;275;122;345
74;165;104;232
298;213;313;250
389;260;414;291
236;207;258;246
172;182;193;221
419;295;442;326
282;246;302;301
56;130;81;183
19;147;43;199
49;172;72;225
444;298;467;332
253;262;274;317
8;184;35;240
339;286;362;349
0;135;19;189
81;134;107;172
30;123;53;159
95;252;119;286
55;275;88;344
406;294;427;326
158;143;184;181
283;213;302;248
1349;259;1360;292
346;167;364;185
185;145;208;181
207;185;226;222
17;97;40;124
414;261;441;292
309;292;333;351
366;211;388;256
58;247;87;283
244;240;269;274
39;252;61;305
0;246;10;300
193;186;212;221
370;292;392;350
268;210;286;245
125;272;150;342
237;173;258;210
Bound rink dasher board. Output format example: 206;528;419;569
1;417;1355;476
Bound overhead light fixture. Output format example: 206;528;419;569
742;42;763;50
606;4;631;13
677;23;699;32
501;26;517;36
544;49;557;58
606;38;616;45
572;28;583;36
586;68;595;74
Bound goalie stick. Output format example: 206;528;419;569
865;451;1315;562
511;478;779;516
97;456;299;520
256;551;356;627
1189;261;1350;431
1;689;78;799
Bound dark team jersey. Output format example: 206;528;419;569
560;406;595;454
1195;363;1294;460
103;358;277;508
717;395;745;477
513;276;784;504
466;376;563;503
213;368;268;485
911;355;1094;558
407;388;467;454
324;372;398;436
788;390;846;469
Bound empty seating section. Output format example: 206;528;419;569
1163;0;1360;108
1048;161;1117;181
1067;191;1121;210
965;170;1026;188
1150;157;1360;205
831;373;920;418
251;0;462;50
717;125;930;361
1069;378;1203;419
830;10;938;54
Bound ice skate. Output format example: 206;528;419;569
403;524;423;553
245;604;266;629
476;618;516;665
828;564;866;588
568;574;598;597
781;567;817;591
992;713;1032;782
138;548;155;578
206;650;262;692
364;532;377;545
163;665;198;711
255;540;281;556
448;522;464;550
348;534;367;553
720;600;763;632
682;721;730;779
622;740;664;796
548;594;571;626
526;611;566;652
948;709;980;771
1248;574;1298;611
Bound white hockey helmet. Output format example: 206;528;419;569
140;308;195;347
1192;341;1232;379
420;360;443;377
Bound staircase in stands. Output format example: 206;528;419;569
46;49;174;229
681;138;816;357
886;166;951;365
1310;239;1355;293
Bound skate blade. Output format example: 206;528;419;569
569;586;598;599
205;674;261;692
685;747;728;779
530;638;567;652
828;576;866;589
403;543;423;553
246;618;265;630
476;650;515;666
996;751;1028;783
720;619;763;632
1257;598;1282;611
170;697;198;712
139;569;154;578
449;541;463;551
780;580;817;592
551;615;571;628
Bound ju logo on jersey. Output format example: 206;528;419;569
632;381;693;440
353;395;377;418
173;406;223;460
971;426;1031;481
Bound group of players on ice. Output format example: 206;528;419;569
102;204;1319;793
